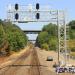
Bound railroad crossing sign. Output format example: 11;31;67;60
7;3;68;66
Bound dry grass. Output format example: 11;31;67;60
67;40;75;56
70;52;75;56
67;40;75;48
0;56;8;64
6;46;30;61
0;46;30;69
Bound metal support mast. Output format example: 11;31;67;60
57;10;67;66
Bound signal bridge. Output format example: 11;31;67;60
7;3;68;66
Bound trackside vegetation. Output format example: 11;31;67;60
36;21;75;51
36;23;58;51
0;20;28;55
0;19;75;56
68;20;75;54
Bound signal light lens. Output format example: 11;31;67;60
15;4;18;10
15;13;19;20
36;13;40;19
36;3;39;10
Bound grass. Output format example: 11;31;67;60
70;52;75;56
67;40;75;48
67;40;75;56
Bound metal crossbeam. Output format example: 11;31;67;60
7;4;67;66
23;30;41;34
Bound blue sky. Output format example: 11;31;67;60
0;0;75;30
0;0;75;40
0;0;75;20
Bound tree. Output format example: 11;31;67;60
36;23;58;50
36;31;49;47
68;20;75;39
68;20;75;29
42;23;57;36
0;20;28;55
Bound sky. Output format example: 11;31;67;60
0;0;75;40
0;0;75;29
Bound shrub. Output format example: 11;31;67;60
41;43;49;50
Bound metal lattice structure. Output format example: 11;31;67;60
7;4;67;65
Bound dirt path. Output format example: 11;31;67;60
29;47;41;75
0;47;74;75
0;48;32;75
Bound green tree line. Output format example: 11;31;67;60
36;23;58;50
0;20;28;55
36;20;75;51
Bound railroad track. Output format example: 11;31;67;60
0;48;32;75
29;47;41;75
0;47;43;75
0;47;72;75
